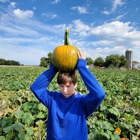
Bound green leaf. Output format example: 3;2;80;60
25;127;34;136
36;112;45;119
1;100;6;108
4;108;13;115
5;131;14;140
15;107;24;119
100;130;111;139
124;113;134;124
95;120;114;131
38;103;46;112
132;100;140;109
121;123;136;134
18;130;25;140
22;102;31;112
36;120;45;128
3;125;14;133
108;107;120;117
0;118;6;128
13;123;23;131
0;136;5;140
24;134;32;140
22;112;34;124
111;132;121;140
99;105;108;111
5;118;13;126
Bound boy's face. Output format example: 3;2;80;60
59;82;77;98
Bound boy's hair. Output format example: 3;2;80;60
57;70;77;85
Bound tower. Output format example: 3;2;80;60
125;49;133;69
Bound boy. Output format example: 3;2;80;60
30;51;105;140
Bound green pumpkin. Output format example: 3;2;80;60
52;29;79;72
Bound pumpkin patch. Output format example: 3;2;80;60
0;67;139;139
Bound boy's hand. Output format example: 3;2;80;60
78;51;85;59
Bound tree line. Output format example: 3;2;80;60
1;53;138;68
0;59;21;65
40;52;130;68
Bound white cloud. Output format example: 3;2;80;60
10;2;16;8
91;40;113;47
0;45;47;65
102;10;110;15
53;24;66;32
52;0;60;4
0;23;40;37
0;0;9;2
0;14;9;21
42;13;57;19
69;20;140;62
112;0;124;12
0;1;140;65
0;18;140;64
51;14;57;19
102;0;124;15
80;45;127;62
14;9;34;19
114;13;127;20
71;6;88;14
70;19;90;36
33;7;36;10
91;21;134;37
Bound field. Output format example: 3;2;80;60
0;66;140;140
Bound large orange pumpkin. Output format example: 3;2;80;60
52;29;79;72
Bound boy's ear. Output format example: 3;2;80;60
74;82;78;88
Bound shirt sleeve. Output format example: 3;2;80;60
77;58;105;118
30;63;58;107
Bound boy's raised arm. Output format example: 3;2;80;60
77;51;105;118
30;63;58;106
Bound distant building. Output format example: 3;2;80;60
125;49;133;69
132;61;139;69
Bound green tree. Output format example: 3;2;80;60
94;57;104;67
119;55;128;67
40;52;53;67
0;59;20;65
105;54;120;68
0;59;5;65
47;52;53;65
40;57;48;67
86;57;94;65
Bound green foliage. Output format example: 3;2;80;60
86;57;94;65
40;53;130;68
40;52;53;67
0;67;140;140
0;58;21;65
40;57;49;67
105;54;121;68
104;54;128;68
94;57;104;67
119;55;128;67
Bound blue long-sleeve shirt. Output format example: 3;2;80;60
30;58;105;140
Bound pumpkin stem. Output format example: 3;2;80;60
64;28;70;45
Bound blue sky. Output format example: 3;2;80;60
0;0;140;65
